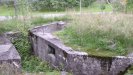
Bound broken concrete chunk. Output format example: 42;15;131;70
0;34;21;74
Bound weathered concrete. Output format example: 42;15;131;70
29;22;133;75
0;34;21;74
4;31;21;42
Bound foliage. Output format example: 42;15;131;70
112;0;125;12
100;4;106;11
0;16;69;72
111;0;133;12
13;35;54;72
0;19;21;33
0;0;70;74
0;0;14;6
126;0;133;11
0;16;69;34
82;0;96;7
31;0;96;11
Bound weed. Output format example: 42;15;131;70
55;13;133;56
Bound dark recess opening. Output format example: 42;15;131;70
48;45;55;55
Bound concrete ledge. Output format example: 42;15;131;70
29;22;133;75
0;34;21;74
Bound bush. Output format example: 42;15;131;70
126;0;133;11
112;0;125;12
0;1;14;7
31;0;96;11
82;0;96;7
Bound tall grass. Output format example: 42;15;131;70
0;0;71;74
0;16;69;74
0;16;69;34
56;13;133;56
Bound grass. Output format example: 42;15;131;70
81;3;112;12
24;71;60;75
0;3;113;16
0;5;14;16
13;34;70;75
55;13;133;57
0;16;69;74
0;16;69;34
34;3;113;15
31;16;69;25
13;35;55;73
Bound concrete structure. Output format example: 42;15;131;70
0;34;21;74
29;22;133;75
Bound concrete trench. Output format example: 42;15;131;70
29;22;133;75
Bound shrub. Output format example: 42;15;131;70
126;0;133;12
112;0;125;12
31;0;96;11
0;0;14;7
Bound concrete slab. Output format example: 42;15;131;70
0;34;21;74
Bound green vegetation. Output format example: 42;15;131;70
112;0;125;12
13;35;53;72
67;3;112;12
0;16;69;33
0;5;14;16
31;16;69;25
125;66;133;75
0;0;133;74
0;16;69;74
23;71;60;75
86;3;112;12
55;14;133;57
32;0;96;11
0;2;112;16
0;1;70;73
111;0;133;13
127;0;133;12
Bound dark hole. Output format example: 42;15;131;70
63;51;67;58
48;45;55;55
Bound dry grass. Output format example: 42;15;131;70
70;13;133;37
56;13;133;56
0;62;21;75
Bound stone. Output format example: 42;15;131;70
61;71;68;75
0;34;21;74
4;31;21;41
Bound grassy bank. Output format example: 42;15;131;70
55;13;133;57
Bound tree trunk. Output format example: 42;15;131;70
14;0;18;17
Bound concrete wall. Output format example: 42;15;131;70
29;22;133;75
0;34;21;74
